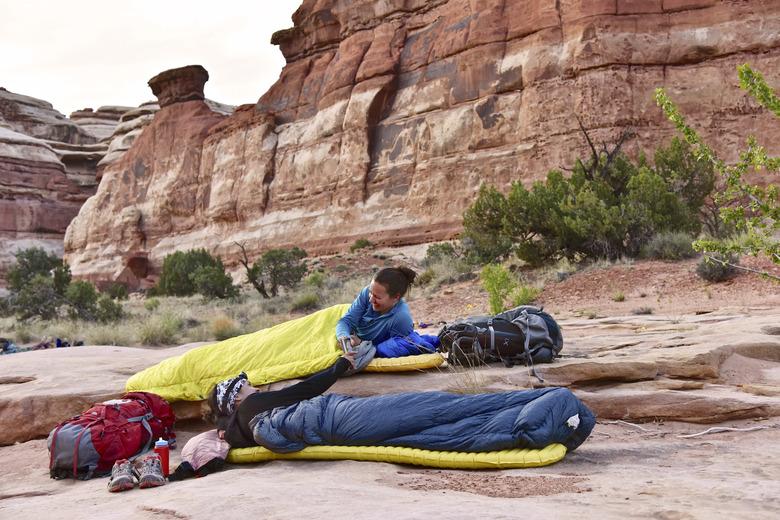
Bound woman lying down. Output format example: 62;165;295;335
170;353;595;480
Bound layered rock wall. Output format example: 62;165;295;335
64;0;780;285
0;89;136;284
0;128;85;281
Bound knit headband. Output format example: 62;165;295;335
214;372;248;416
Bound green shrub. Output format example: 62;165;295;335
95;294;124;323
657;65;779;280
696;253;739;282
611;290;626;302
480;264;515;314
157;249;223;296
139;313;182;345
511;285;542;306
641;231;697;260
350;238;374;252
246;247;308;297
462;185;512;263
290;293;320;312
0;297;11;317
423;243;459;266
13;274;61;320
144;298;161;312
463;141;714;265
7;247;70;295
191;264;238;299
416;268;436;286
65;280;98;320
210;315;240;341
304;271;326;288
104;283;128;300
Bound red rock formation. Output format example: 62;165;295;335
64;0;780;286
0;128;86;281
0;87;141;285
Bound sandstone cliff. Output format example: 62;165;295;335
0;88;139;284
64;0;780;286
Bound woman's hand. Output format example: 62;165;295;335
349;334;361;347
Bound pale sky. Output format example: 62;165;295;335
0;0;302;115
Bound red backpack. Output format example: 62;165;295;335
47;391;176;480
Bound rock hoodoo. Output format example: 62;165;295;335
63;0;780;287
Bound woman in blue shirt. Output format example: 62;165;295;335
336;266;417;348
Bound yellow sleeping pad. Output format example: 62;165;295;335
227;443;567;469
365;353;445;372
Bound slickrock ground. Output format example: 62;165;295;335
1;257;779;518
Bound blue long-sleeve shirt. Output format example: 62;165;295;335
335;286;413;344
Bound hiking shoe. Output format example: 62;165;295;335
135;454;166;489
107;459;136;492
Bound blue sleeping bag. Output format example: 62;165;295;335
374;331;439;357
250;387;595;453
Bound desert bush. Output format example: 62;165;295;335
423;242;461;266
462;185;512;264
7;247;71;295
144;298;161;312
65;280;98;320
511;285;542;306
631;306;654;315
611;290;626;302
13;274;61;320
463;141;713;265
246;247;308;297
210;315;241;341
157;249;223;297
480;264;515;314
350;238;374;252
641;231;697;260
290;293;320;312
95;294;124;323
139;312;182;345
656;65;779;279
696;253;739;282
104;283;128;300
0;297;11;317
304;271;326;288
319;276;366;308
191;264;239;299
416;268;435;286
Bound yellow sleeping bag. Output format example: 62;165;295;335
127;305;349;402
227;443;567;469
126;304;445;402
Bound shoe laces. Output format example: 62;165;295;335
136;455;162;476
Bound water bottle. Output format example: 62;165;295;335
153;438;170;477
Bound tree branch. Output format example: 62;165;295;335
234;241;270;298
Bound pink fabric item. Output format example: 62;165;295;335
181;430;230;470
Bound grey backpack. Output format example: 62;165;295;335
438;305;563;379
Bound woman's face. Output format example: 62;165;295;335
369;281;400;314
234;383;257;407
